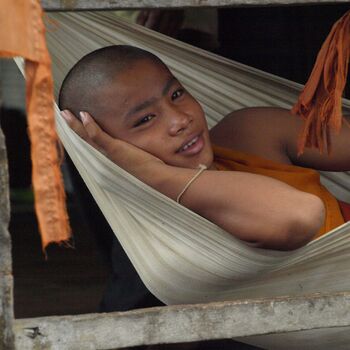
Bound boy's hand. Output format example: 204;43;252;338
60;110;164;177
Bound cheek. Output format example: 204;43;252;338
188;98;205;121
127;133;170;158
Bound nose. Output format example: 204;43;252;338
168;107;192;136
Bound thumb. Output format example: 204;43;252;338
80;111;98;139
79;111;116;154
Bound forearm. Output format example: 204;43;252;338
143;164;325;250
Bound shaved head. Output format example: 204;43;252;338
58;45;165;120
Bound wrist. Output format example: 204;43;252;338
146;163;203;202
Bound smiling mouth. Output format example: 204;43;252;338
176;134;204;155
178;136;199;152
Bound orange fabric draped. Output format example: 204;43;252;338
213;145;345;239
292;10;350;155
0;0;71;249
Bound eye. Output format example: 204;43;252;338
133;114;155;127
171;88;185;101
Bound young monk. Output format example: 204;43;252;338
59;45;350;252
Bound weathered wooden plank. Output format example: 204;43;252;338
14;292;350;349
242;326;350;350
0;125;15;349
40;0;350;11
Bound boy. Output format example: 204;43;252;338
59;45;350;252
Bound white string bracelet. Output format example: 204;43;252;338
176;164;207;204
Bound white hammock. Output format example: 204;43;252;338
23;12;350;305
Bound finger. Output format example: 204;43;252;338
60;110;90;141
77;112;165;172
79;111;145;166
79;111;119;155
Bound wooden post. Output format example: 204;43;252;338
0;115;15;349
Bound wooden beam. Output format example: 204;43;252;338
40;0;350;11
14;292;350;349
0;121;15;349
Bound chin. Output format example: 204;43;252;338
190;152;214;170
200;154;214;169
172;144;213;169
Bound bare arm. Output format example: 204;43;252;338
179;170;325;250
61;110;325;251
210;107;350;171
287;112;350;171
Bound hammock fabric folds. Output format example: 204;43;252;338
4;2;350;250
13;11;347;305
4;1;350;251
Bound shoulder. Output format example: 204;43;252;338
210;107;298;138
209;107;299;163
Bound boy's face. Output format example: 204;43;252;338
96;59;213;169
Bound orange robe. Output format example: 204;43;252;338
213;144;348;239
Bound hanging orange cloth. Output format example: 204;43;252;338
213;144;345;239
292;10;350;155
0;0;71;249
